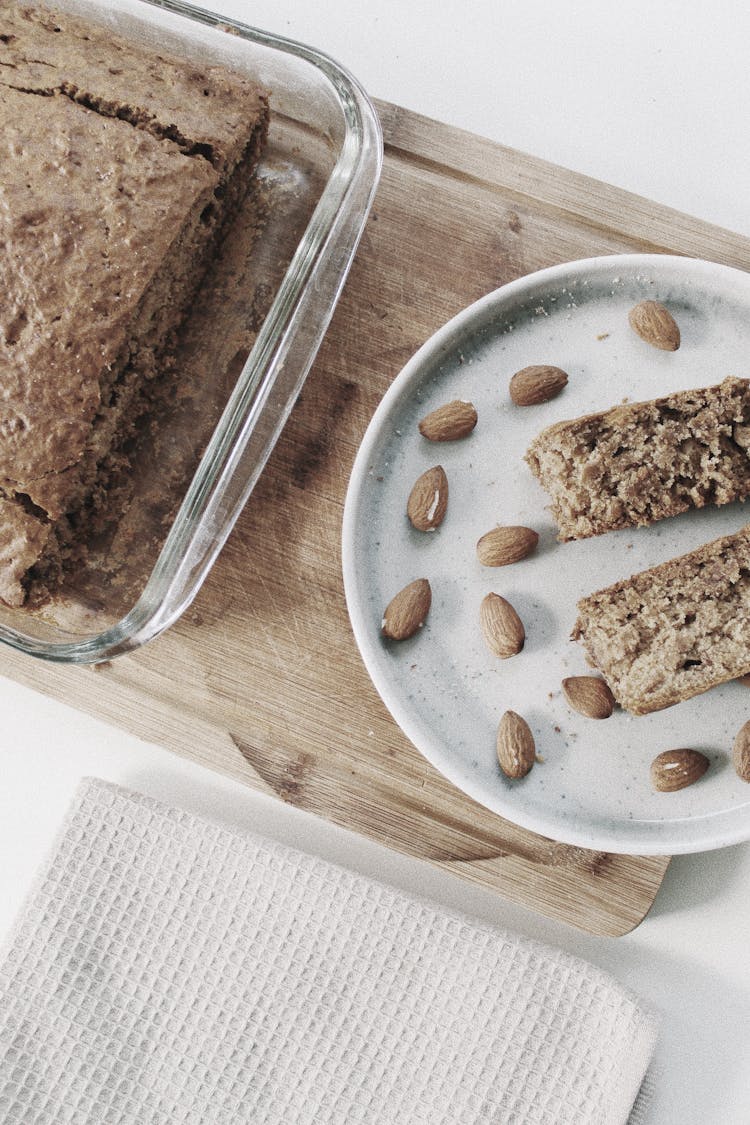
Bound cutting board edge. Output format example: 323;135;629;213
375;98;750;268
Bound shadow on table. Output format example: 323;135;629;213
646;842;749;918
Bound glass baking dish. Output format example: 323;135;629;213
0;0;382;662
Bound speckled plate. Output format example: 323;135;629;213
342;254;750;855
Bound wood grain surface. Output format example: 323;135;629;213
8;102;750;935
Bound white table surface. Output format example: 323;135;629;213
3;2;750;1121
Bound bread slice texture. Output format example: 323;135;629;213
525;377;750;541
573;525;750;714
0;4;265;175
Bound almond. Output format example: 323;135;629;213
418;400;477;441
628;300;680;351
650;748;709;792
497;710;535;779
562;676;615;719
407;465;448;531
509;364;568;406
737;673;750;688
476;525;538;567
381;578;431;640
732;721;750;782
480;593;525;658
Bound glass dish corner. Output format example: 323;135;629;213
0;0;382;663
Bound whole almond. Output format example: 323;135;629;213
562;676;615;719
381;578;431;640
628;300;680;351
732;721;750;782
407;465;448;531
650;748;709;792
480;593;525;658
509;364;568;406
476;525;538;567
497;710;535;779
737;673;750;688
418;400;477;441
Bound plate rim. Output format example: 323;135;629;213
342;252;750;855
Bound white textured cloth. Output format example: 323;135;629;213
0;778;657;1124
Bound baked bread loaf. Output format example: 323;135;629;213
525;376;750;541
0;4;268;606
573;525;750;714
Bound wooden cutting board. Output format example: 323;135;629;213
7;101;750;935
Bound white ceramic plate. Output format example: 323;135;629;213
342;254;750;855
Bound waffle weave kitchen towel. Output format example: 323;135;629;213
0;778;657;1124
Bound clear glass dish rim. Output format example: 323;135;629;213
2;0;383;664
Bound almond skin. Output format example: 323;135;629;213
381;578;431;640
480;593;525;658
497;710;535;779
509;364;568;406
732;721;750;782
476;525;538;567
407;466;448;531
562;676;615;719
628;300;680;351
650;748;709;792
418;400;477;441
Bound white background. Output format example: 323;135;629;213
2;2;750;1122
